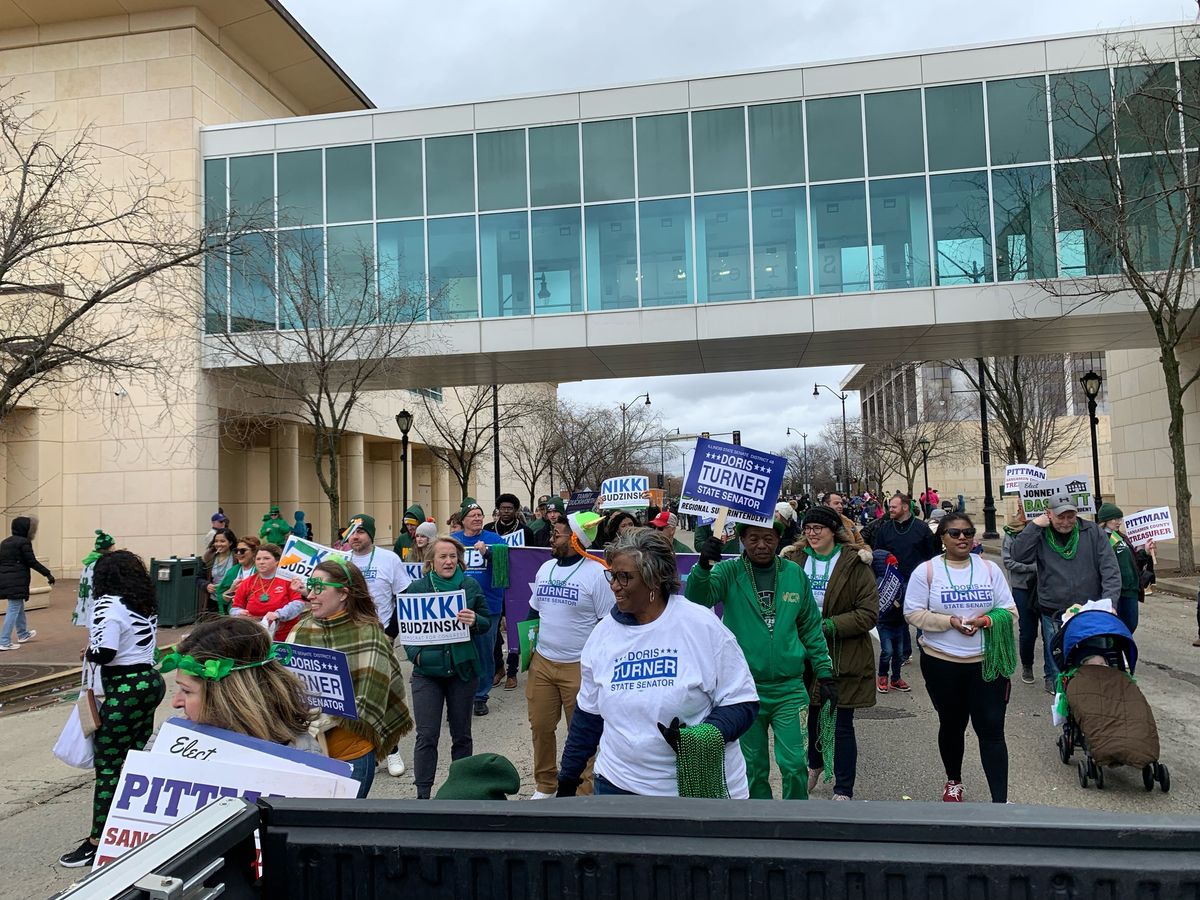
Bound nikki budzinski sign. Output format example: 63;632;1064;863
683;437;786;518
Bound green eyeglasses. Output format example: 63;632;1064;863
305;577;347;593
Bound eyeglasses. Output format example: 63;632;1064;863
235;547;250;554
802;525;828;534
603;570;635;587
305;577;347;593
945;528;977;539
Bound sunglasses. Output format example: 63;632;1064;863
945;527;977;539
235;547;250;554
603;570;635;587
305;577;347;593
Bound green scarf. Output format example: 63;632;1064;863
288;612;413;760
1045;523;1080;560
81;550;102;566
676;724;729;799
430;567;465;591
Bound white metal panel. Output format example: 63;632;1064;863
202;124;275;157
921;40;1048;84
373;105;475;140
274;113;373;150
474;93;581;130
579;80;690;119
804;55;924;97
688;69;805;108
812;290;937;332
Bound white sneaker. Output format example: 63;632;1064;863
17;629;36;643
529;790;556;800
386;752;406;777
0;642;18;651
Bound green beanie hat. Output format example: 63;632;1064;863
1096;503;1123;523
547;497;565;514
434;753;520;801
735;519;785;539
568;511;603;548
460;497;483;517
345;514;376;541
94;529;115;551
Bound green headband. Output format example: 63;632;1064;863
324;556;352;582
157;645;280;681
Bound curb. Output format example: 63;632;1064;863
0;668;78;705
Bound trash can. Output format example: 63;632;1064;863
151;556;201;627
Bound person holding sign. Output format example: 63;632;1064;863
230;543;305;641
288;558;413;798
904;514;1017;804
450;499;509;716
401;537;491;799
1097;503;1149;634
485;494;535;690
685;519;836;800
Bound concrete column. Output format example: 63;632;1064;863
342;433;365;522
391;441;404;544
271;423;300;516
430;453;451;528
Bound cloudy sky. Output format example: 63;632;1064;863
289;0;1187;454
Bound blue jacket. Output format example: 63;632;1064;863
450;528;508;614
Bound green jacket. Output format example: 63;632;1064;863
393;504;425;559
401;573;490;681
801;547;878;709
670;537;690;554
1109;531;1140;600
214;564;252;615
685;555;833;686
259;517;293;547
692;523;740;555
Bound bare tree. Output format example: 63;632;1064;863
868;396;968;496
206;230;430;537
551;400;664;493
500;395;562;507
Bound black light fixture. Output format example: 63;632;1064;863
1080;369;1104;511
537;272;551;301
394;410;414;435
918;436;932;517
395;409;413;515
814;384;850;493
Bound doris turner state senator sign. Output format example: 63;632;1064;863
683;437;786;518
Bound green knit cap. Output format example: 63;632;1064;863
434;753;520;800
460;497;483;517
345;513;375;540
547;497;565;514
1096;503;1123;523
94;529;115;551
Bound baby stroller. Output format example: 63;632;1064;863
1052;610;1169;792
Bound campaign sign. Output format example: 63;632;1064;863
683;437;786;518
272;643;358;719
600;475;650;510
1123;506;1175;548
566;489;598;513
502;530;526;547
677;497;772;529
1019;474;1095;516
1004;463;1048;494
877;564;903;616
395;590;471;645
277;535;350;579
402;561;425;582
151;718;352;778
94;750;353;869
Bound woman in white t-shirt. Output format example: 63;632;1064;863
557;528;759;798
904;513;1017;804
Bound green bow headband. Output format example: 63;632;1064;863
156;645;280;681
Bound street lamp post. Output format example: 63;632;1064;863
1080;369;1104;513
786;427;809;496
619;393;651;469
813;384;849;493
918;436;931;518
394;409;414;514
977;357;999;539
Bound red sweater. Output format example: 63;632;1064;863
232;573;303;640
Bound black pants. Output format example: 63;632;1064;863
493;612;519;678
919;653;1009;803
410;671;477;798
805;705;857;798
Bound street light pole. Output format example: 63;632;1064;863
977;357;999;539
395;409;414;515
919;436;931;519
1080;369;1104;514
813;384;849;493
786;426;809;496
619;393;651;470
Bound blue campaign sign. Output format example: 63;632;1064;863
272;642;358;719
682;437;786;518
566;490;598;513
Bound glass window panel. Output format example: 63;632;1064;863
865;90;924;176
1055;161;1118;276
992;165;1056;281
1051;70;1113;159
1182;61;1200;148
810;181;869;293
930;171;993;285
230;232;275;331
695;192;750;303
532;207;582;313
204;158;226;228
752;187;809;299
639;197;692;307
584;202;637;311
692;108;747;193
637;114;690;197
748;101;804;187
868;176;930;290
1121;155;1184;273
426;135;475;215
228;154;273;223
327;223;375;324
326;145;372;224
377;220;426;321
529;124;580;206
925;83;986;171
480;211;530;317
375;140;423;219
477;130;527;211
807;96;863;182
583;119;634;202
1115;64;1180;155
204;247;226;333
987;77;1049;165
277;228;324;330
277;149;322;227
428;216;478;319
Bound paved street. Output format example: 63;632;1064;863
3;586;1199;899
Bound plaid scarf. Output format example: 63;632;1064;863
289;612;413;760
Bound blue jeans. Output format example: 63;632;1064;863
1011;587;1041;671
1116;595;1139;634
877;621;905;681
594;775;636;796
473;614;501;701
347;750;376;798
1041;612;1061;680
0;598;31;646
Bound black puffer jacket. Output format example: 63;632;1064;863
0;517;53;599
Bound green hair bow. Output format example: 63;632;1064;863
156;645;278;681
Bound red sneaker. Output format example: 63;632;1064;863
890;678;912;692
876;675;889;693
942;780;964;802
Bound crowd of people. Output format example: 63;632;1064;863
40;477;1172;866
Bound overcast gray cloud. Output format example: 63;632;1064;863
286;0;1187;454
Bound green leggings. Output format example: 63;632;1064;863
91;667;165;840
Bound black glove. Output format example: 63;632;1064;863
556;775;581;797
657;716;683;754
698;537;724;570
47;575;56;586
818;678;838;707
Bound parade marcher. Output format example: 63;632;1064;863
526;512;611;798
393;504;426;560
826;492;864;545
414;520;438;556
650;510;690;553
288;558;413;798
1010;495;1121;693
692;517;740;555
865;493;940;669
451;498;509;716
782;506;877;800
528;498;550;543
1096;503;1148;635
199;527;237;615
774;502;800;552
292;509;308;538
1002;506;1042;685
401;537;491;799
904;514;1017;803
595;509;638;548
0;515;54;650
230;542;305;640
259;505;293;546
531;497;564;548
59;551;163;868
486;493;535;689
74;530;115;629
203;509;228;554
558;528;758;798
685;519;836;800
213;535;258;615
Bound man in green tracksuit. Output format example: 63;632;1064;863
686;519;836;799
